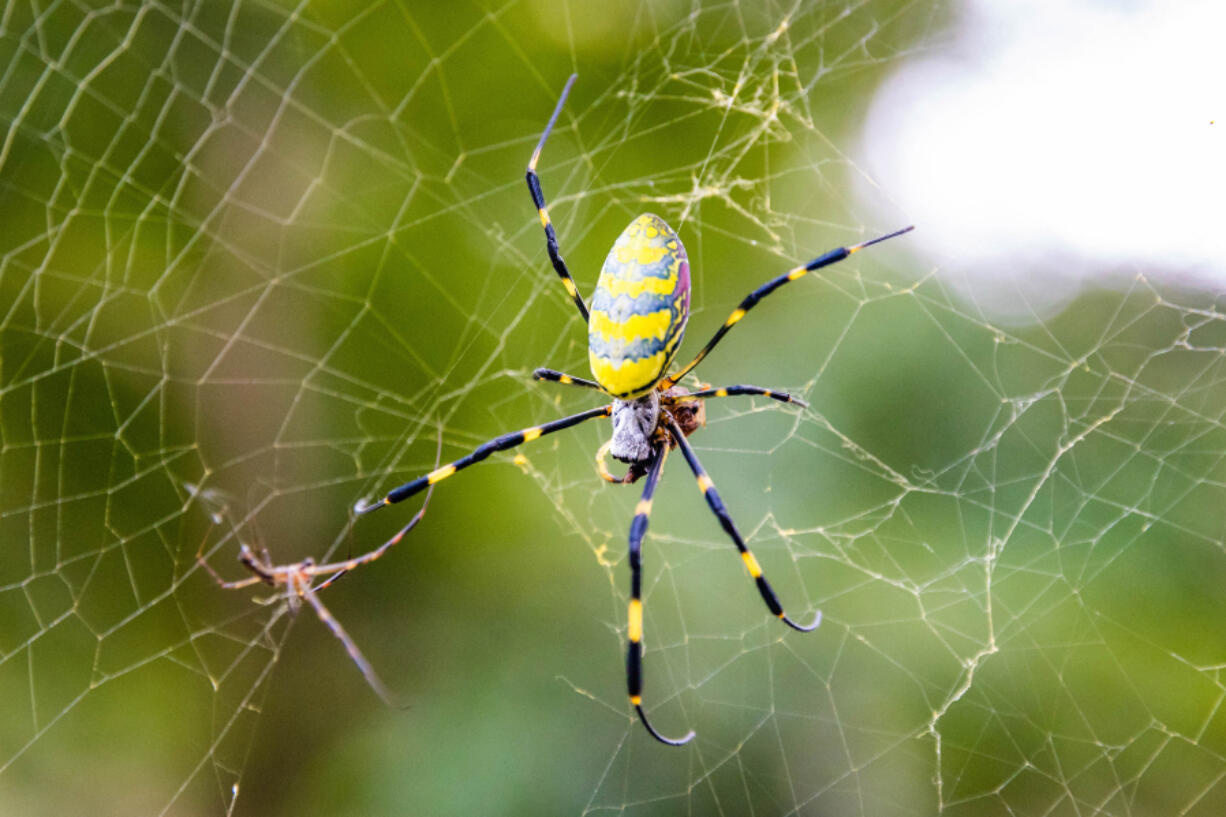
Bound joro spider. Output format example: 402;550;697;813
346;75;913;745
212;75;912;745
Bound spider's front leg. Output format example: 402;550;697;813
525;74;589;323
662;225;914;388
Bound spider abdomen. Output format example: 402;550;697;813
588;214;690;399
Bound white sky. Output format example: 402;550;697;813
860;0;1225;319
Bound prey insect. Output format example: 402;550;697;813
267;74;910;745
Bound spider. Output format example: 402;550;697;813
197;486;434;707
349;75;913;745
213;75;912;745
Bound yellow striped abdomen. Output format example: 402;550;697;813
588;214;690;398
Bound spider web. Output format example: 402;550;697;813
3;1;1226;815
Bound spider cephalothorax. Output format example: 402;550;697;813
600;386;707;484
609;391;661;464
213;73;912;748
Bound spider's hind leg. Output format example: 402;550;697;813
663;414;822;633
625;443;696;746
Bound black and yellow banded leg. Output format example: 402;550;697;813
356;404;612;515
686;384;809;408
533;367;603;392
626;444;695;746
664;415;822;633
663;225;914;386
526;74;589;323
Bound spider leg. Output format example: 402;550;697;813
295;573;398;707
626;444;695;746
197;540;276;590
526;74;589;323
309;480;438;581
305;507;423;591
198;562;265;591
533;367;603;392
663;226;914;387
357;404;612;515
686;384;809;408
663;415;821;633
236;544;278;583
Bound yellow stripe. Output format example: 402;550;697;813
697;474;714;493
628;599;643;643
562;277;578;296
615;243;669;266
538;207;550;228
725;308;747;326
522;427;543;442
635;499;652;516
558;374;573;384
590;309;673;343
741;551;763;578
786;267;807;281
588;349;667;399
630;695;642;705
427;464;457;484
715;388;728;397
598;272;679;298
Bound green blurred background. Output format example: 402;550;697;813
3;1;1226;815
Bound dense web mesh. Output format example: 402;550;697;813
3;1;1225;815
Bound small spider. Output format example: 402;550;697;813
198;489;433;706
